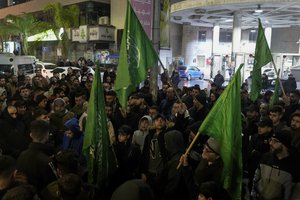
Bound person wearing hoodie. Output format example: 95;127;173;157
0;105;29;158
132;115;152;151
63;118;84;161
49;98;75;147
114;125;141;186
162;130;189;200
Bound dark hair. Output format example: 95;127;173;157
55;150;79;175
2;184;39;200
53;87;64;96
0;155;16;178
199;181;231;200
118;125;132;136
57;174;82;200
269;105;284;114
106;90;117;97
30;120;50;142
32;108;48;119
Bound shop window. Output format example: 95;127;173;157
219;31;232;43
198;31;206;42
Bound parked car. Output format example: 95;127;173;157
35;62;57;78
0;53;36;78
178;65;204;80
51;66;81;76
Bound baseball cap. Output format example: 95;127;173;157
257;118;273;127
272;130;292;148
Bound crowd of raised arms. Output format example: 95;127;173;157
0;57;300;200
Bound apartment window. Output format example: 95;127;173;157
198;31;206;42
219;31;232;43
249;30;257;42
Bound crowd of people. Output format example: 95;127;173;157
0;57;300;200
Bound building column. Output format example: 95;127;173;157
181;22;193;65
264;26;272;48
232;12;242;67
212;24;220;77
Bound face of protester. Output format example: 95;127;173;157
258;125;272;135
65;130;74;139
39;98;48;109
105;106;113;118
269;137;284;155
105;95;115;106
166;87;175;99
75;96;84;106
7;106;17;119
201;144;219;163
172;102;181;115
198;194;213;200
291;116;300;130
24;76;31;84
63;97;70;107
73;79;80;87
210;93;216;102
20;88;30;100
0;78;6;87
11;75;18;83
148;108;158;120
54;103;65;114
118;133;130;143
35;70;42;77
269;112;282;125
259;103;268;116
290;93;300;105
246;111;258;121
139;119;150;132
191;89;200;98
154;117;166;132
36;114;50;123
17;105;26;115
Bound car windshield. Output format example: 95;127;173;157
18;64;34;74
0;64;12;74
44;64;57;69
178;66;187;70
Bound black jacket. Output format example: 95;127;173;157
17;142;56;191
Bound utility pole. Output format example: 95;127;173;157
150;0;160;104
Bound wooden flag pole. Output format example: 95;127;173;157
176;129;202;170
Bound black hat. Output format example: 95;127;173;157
257;118;273;127
194;94;207;105
153;113;166;121
118;125;132;136
272;130;292;148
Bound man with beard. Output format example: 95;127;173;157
0;105;29;158
49;98;75;147
283;91;300;123
251;130;298;200
290;112;300;152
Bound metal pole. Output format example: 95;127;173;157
150;0;160;104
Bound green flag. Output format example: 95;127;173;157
269;70;281;108
198;64;244;200
115;1;159;109
250;19;273;102
83;65;117;190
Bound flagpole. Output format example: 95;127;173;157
271;59;287;97
176;129;201;169
157;56;183;103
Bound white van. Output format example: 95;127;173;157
0;53;36;77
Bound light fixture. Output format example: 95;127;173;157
250;29;256;33
255;5;263;13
